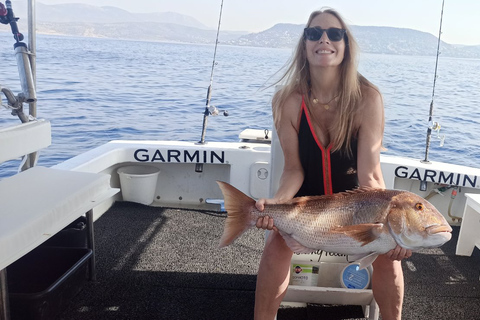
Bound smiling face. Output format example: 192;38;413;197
305;13;346;69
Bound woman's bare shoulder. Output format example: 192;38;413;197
286;91;303;107
359;83;383;113
273;90;303;121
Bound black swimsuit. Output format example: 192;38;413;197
295;96;359;197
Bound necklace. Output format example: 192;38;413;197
311;92;339;110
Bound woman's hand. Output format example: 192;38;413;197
255;198;278;231
385;245;412;261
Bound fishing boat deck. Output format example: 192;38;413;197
57;201;480;320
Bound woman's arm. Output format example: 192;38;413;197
357;86;411;260
262;92;305;202
356;86;385;189
272;93;305;200
256;92;304;229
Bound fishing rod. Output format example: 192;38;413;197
198;0;228;145
0;0;38;171
0;0;37;117
422;0;445;164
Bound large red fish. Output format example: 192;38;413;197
217;181;452;268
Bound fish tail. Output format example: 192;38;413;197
217;181;257;248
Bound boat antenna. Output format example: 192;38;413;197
422;0;445;164
198;0;228;145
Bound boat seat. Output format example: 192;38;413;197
239;128;272;143
0;166;119;271
268;127;379;320
0;166;119;320
0;119;51;164
456;193;480;257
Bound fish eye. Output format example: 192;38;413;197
415;203;425;211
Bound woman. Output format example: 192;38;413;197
254;8;411;320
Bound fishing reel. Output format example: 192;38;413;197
0;2;10;24
0;0;24;42
207;105;229;117
427;120;445;147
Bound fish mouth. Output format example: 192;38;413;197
426;225;453;234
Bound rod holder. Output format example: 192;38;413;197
14;42;36;103
195;163;204;173
420;180;428;191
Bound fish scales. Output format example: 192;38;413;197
217;181;452;267
256;191;398;252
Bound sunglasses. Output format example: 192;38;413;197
304;27;346;42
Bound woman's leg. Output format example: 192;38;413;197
371;255;404;320
254;231;293;320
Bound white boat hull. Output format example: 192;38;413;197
53;130;480;225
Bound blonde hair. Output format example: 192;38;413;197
273;8;378;156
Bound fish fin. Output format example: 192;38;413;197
348;252;379;269
278;231;317;254
331;223;384;246
344;186;382;194
216;181;256;248
286;187;384;205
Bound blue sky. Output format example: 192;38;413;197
32;0;480;45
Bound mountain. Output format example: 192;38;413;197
30;21;245;43
14;2;209;29
12;2;245;43
228;24;480;59
8;2;480;58
351;25;480;58
229;23;304;48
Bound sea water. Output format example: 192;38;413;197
0;33;479;178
